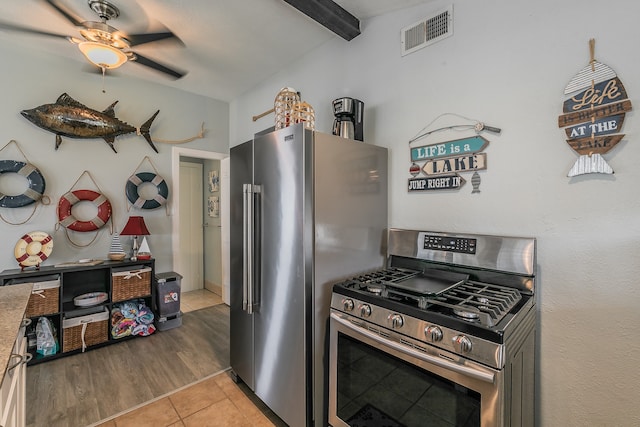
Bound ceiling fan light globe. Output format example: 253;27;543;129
78;41;127;69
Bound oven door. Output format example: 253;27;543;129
329;311;504;427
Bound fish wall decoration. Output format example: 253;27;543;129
21;93;159;153
557;39;632;177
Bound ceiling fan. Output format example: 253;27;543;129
0;0;185;79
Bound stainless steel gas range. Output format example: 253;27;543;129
328;229;537;427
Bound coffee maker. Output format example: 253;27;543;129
332;97;364;141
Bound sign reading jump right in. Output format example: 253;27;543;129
558;39;632;177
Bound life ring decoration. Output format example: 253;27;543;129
126;172;169;209
0;160;46;208
57;189;112;232
14;231;53;269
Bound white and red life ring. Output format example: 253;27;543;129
57;189;112;232
14;231;53;268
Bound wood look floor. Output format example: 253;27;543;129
93;369;283;426
24;295;283;427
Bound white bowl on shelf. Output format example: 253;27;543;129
73;292;108;307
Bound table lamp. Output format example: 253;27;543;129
120;216;150;261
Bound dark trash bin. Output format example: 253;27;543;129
155;272;182;331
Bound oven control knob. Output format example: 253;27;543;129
342;299;355;312
388;314;404;329
359;304;372;318
424;325;443;342
453;335;473;353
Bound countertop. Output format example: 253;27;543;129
0;283;32;384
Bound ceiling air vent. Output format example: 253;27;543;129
401;5;453;56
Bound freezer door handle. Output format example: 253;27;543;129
242;184;261;314
242;184;253;313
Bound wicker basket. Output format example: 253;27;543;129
274;87;300;130
112;266;152;302
25;277;60;317
62;308;109;353
291;101;315;130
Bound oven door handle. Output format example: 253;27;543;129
331;313;495;384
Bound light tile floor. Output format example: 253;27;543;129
93;370;280;427
181;288;224;313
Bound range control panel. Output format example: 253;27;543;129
421;234;477;254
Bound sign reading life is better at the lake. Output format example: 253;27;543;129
557;39;632;177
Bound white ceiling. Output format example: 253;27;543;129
0;0;431;101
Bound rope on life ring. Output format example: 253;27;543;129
14;231;53;269
126;172;169;209
0;160;46;208
57;189;112;232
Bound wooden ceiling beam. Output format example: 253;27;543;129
282;0;360;41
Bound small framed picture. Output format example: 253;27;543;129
208;195;219;217
208;170;219;193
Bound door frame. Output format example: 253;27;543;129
171;147;227;283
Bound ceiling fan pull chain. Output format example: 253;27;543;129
101;67;106;93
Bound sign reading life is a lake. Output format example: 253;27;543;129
408;135;489;192
558;39;632;177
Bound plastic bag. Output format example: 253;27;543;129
36;316;58;356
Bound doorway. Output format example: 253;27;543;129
171;147;228;305
179;160;204;292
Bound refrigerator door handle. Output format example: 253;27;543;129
243;184;261;314
250;185;261;313
242;184;253;313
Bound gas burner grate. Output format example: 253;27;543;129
338;268;421;297
354;268;419;283
428;281;522;326
334;268;525;328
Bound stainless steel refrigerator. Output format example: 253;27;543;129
230;124;388;427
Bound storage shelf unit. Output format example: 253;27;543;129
0;259;155;365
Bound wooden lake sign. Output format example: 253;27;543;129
406;115;499;193
411;136;489;162
408;174;465;192
558;39;632;177
422;153;487;176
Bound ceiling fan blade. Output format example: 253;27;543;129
0;21;69;40
127;31;183;47
131;52;186;79
43;0;86;27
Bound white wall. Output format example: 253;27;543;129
0;44;228;274
230;0;640;425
